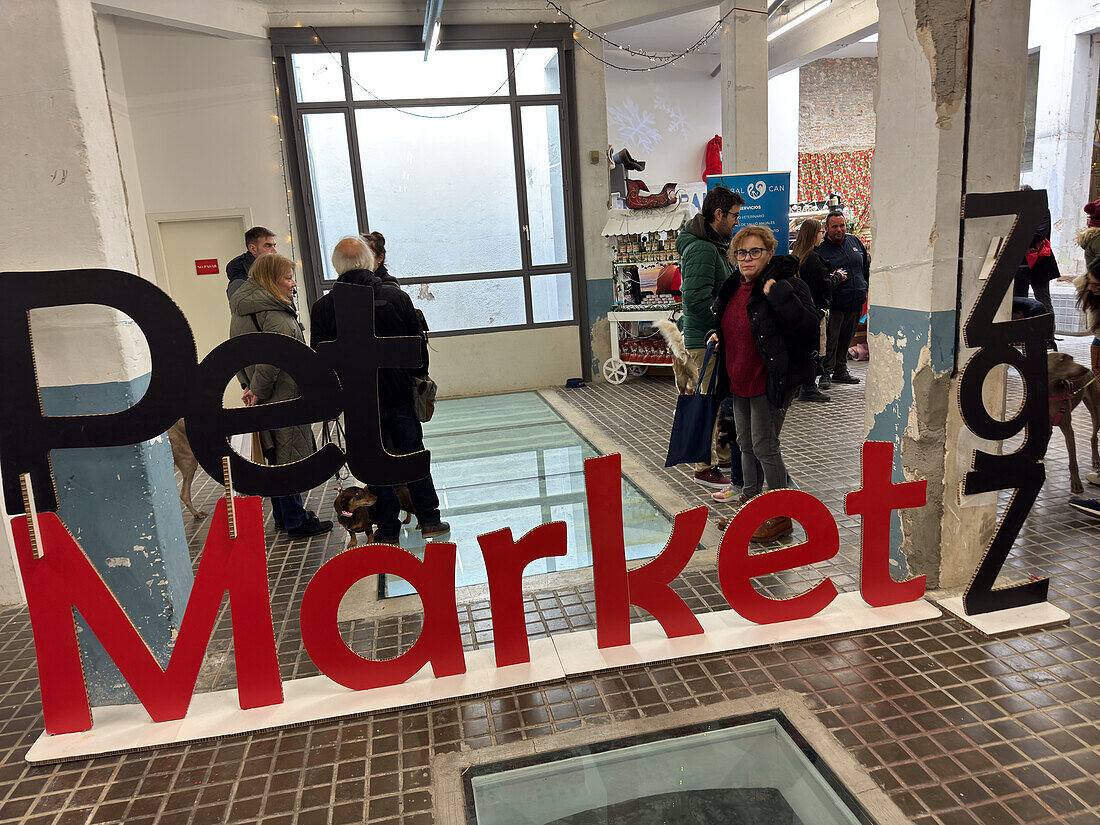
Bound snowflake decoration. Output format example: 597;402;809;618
608;99;662;153
654;98;691;136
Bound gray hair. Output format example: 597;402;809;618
331;236;376;275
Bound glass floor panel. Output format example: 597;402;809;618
380;392;675;598
466;715;871;825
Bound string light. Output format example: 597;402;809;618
543;0;766;72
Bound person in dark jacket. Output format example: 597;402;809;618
226;226;277;299
676;186;744;489
1012;186;1059;349
815;211;869;387
310;236;449;543
364;230;399;285
790;218;846;403
707;225;819;542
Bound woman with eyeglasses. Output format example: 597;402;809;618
707;225;819;542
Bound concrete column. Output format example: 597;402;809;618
1028;0;1100;272
720;0;768;173
866;0;1029;588
0;0;194;702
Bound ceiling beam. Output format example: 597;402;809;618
572;0;719;32
91;0;268;39
767;0;876;77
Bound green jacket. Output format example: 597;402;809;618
676;213;733;349
228;279;315;466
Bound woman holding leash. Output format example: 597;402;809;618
230;253;334;539
708;225;819;541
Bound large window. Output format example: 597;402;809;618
274;28;580;336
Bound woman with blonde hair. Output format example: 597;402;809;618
229;253;333;539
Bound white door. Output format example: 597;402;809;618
156;216;246;407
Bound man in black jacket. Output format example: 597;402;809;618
815;212;870;387
226;226;278;299
310;236;449;542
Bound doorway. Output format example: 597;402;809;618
149;211;250;407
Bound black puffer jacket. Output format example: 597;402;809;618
710;254;819;407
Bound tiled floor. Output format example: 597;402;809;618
0;338;1099;824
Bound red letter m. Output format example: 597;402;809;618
11;497;282;735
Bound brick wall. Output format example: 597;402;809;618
799;57;877;153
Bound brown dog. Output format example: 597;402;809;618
655;320;700;394
1048;352;1100;494
167;419;207;519
333;484;417;548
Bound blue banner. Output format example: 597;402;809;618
706;172;792;254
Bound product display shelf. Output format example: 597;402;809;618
603;305;682;385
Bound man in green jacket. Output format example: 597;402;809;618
676;185;743;487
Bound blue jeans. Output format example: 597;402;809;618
272;494;308;530
375;404;442;535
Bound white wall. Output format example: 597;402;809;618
768;67;799;199
603;54;721;187
111;16;300;301
1025;0;1100;273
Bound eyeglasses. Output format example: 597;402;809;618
734;247;767;260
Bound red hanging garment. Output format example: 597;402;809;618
703;135;722;181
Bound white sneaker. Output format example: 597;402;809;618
1088;471;1100;487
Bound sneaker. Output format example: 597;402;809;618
1068;498;1100;518
798;387;831;402
287;517;334;539
818;375;832;389
693;468;728;488
1087;471;1100;487
751;516;793;542
419;521;452;538
832;372;860;384
717;460;732;470
711;484;741;502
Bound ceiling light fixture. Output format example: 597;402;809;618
767;0;832;42
422;0;444;61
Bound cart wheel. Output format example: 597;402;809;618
602;358;628;384
628;365;649;377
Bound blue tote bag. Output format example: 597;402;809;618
664;344;721;467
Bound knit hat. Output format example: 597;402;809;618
1085;199;1100;228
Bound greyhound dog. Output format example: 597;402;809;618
1047;351;1100;494
167;419;207;519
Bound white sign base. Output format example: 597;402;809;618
937;596;1070;636
26;592;941;763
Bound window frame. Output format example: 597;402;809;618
271;24;585;340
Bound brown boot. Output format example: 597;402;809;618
751;516;793;542
1092;344;1100;377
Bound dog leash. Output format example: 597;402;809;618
319;419;351;487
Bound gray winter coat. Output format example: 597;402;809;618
228;279;315;466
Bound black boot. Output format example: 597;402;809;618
611;146;646;171
799;385;831;402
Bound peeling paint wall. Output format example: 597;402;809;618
913;0;972;127
42;376;193;706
